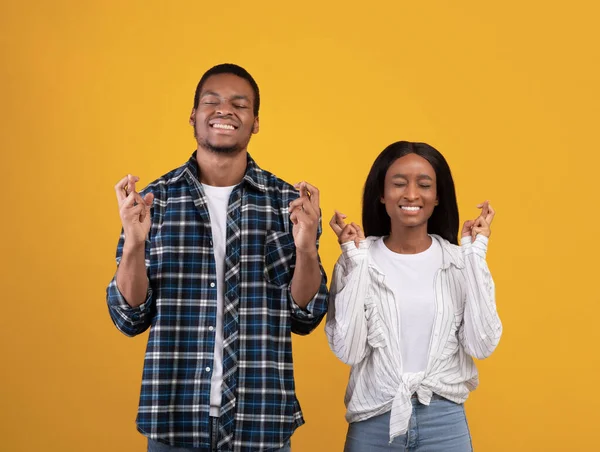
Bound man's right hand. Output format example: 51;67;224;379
115;174;154;247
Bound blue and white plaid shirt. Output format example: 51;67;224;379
107;152;328;451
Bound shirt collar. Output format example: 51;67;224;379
431;234;465;269
171;151;269;193
364;234;465;270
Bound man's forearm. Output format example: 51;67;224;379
290;248;322;309
116;242;149;308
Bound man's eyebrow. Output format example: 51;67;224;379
200;92;250;102
230;94;250;102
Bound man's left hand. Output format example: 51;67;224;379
289;181;320;254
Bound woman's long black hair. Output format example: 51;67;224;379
362;141;459;245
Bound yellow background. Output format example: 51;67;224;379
1;1;598;451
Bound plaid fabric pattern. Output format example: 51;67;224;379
107;152;328;451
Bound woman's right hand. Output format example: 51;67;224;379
329;211;365;248
461;200;495;241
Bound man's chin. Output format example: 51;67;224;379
208;145;240;154
198;139;243;155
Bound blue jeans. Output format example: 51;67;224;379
344;397;473;452
148;441;291;452
147;417;291;452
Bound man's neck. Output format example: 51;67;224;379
196;148;248;187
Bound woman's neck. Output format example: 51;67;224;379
384;224;432;254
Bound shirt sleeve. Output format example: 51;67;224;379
288;266;328;335
458;235;503;359
106;230;155;337
324;240;378;365
288;279;318;317
288;216;329;336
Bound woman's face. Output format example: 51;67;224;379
381;153;438;231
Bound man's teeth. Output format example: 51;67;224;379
401;206;421;211
212;124;235;130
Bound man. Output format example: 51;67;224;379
107;63;328;452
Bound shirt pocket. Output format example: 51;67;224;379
439;324;461;360
263;230;296;288
364;271;389;349
364;300;388;349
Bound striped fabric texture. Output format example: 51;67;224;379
325;234;502;443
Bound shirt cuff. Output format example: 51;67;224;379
108;277;153;314
340;240;368;272
288;284;316;318
463;234;489;258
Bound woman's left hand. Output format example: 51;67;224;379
461;200;495;240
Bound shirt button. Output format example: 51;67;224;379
205;367;211;372
210;282;215;288
210;240;213;246
208;326;214;332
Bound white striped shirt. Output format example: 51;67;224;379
325;234;502;443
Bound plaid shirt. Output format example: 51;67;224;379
107;152;328;451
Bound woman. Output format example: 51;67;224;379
325;141;502;451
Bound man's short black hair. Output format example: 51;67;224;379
193;63;260;116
